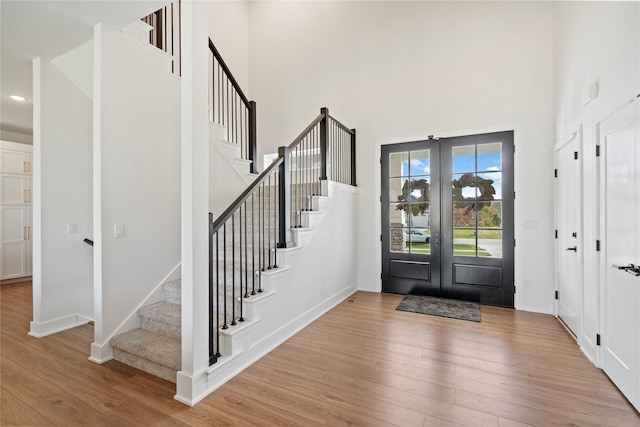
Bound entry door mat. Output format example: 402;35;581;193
396;295;481;322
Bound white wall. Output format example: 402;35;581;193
248;1;555;312
553;1;640;363
91;24;181;361
30;58;93;337
208;1;249;92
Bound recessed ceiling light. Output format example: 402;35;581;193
10;95;27;102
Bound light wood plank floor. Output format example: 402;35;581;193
2;281;639;426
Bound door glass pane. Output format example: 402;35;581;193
477;229;502;258
477;172;501;200
389;177;409;202
409;177;431;202
478;201;502;228
390;228;409;253
477;142;502;171
407;203;430;227
453;202;476;227
453;228;477;257
453;145;475;173
389;203;408;227
409;150;430;176
407;228;431;254
452;173;477;201
389;152;409;177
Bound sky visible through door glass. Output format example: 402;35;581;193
400;147;502;199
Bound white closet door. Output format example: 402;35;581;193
1;174;28;205
600;98;640;411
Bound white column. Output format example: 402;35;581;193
176;0;211;406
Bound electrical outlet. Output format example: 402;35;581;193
114;224;125;238
66;222;77;234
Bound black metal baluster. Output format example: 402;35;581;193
222;223;228;329
251;193;256;295
215;229;220;358
244;200;249;299
238;206;244;322
267;175;272;269
231;214;236;325
273;171;278;267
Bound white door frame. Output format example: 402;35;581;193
554;126;584;343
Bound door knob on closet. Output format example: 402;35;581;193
612;263;640;276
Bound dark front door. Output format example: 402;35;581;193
381;131;514;307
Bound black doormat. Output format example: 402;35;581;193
396;295;481;322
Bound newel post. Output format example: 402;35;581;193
277;146;292;248
248;100;257;173
319;107;329;181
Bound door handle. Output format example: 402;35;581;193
612;263;640;276
565;246;577;252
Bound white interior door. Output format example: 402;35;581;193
600;98;640;411
555;129;582;337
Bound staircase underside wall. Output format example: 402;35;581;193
91;24;181;362
176;181;358;406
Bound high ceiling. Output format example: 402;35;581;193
0;0;170;138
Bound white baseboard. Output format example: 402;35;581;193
174;283;357;406
28;313;92;338
89;341;113;364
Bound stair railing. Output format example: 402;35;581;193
209;39;257;173
142;1;181;75
208;108;356;366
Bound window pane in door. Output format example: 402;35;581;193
453;228;477;257
389;177;409;202
453;145;475;173
477;142;502;171
389;203;408;227
478;201;502;228
389;228;409;253
477;172;502;200
409;150;431;176
389;152;409;177
453;202;476;227
452;173;478;201
477;229;502;258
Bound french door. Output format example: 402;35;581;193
381;131;514;307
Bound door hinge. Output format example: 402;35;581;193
379;195;382;203
596;240;601;251
555;290;559;300
555;230;558;239
514;239;516;247
380;234;383;242
596;145;600;157
554;169;558;178
380;273;383;280
596;334;601;346
574;151;578;160
513;191;516;200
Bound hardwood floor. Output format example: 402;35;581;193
1;281;639;426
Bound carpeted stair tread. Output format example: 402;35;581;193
110;328;181;370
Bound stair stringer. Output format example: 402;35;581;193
175;181;359;406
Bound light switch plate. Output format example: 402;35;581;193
67;222;77;234
114;224;125;238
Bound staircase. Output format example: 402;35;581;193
110;280;181;382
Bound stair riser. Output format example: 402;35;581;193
113;349;177;383
140;317;180;339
